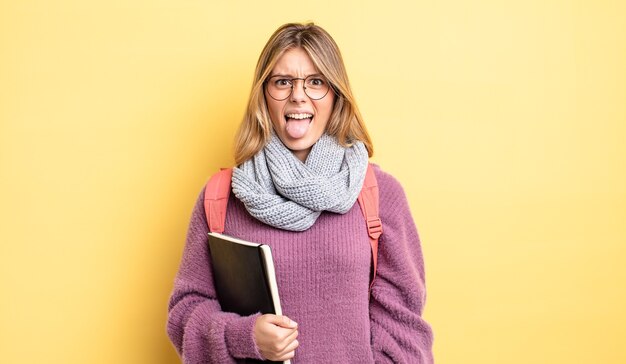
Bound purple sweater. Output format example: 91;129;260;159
167;165;434;363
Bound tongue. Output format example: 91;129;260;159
285;118;311;139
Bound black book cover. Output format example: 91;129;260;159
207;233;287;364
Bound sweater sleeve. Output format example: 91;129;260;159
369;169;434;364
166;188;265;363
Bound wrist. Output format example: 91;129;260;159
224;313;264;360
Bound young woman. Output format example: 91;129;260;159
167;22;434;363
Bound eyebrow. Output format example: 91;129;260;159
269;73;324;78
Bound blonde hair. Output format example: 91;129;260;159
233;22;374;165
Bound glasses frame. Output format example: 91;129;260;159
264;74;331;101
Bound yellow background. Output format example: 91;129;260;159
1;1;624;363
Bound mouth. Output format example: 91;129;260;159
284;113;314;139
285;113;314;122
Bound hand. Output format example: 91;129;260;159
253;314;299;361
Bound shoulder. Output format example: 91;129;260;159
369;163;416;225
370;163;407;201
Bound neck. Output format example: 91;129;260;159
293;148;311;162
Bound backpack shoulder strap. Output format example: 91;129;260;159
357;163;382;291
203;168;233;233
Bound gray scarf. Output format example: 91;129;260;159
231;132;369;231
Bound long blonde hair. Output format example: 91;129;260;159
233;22;374;165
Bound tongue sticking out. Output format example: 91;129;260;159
285;118;311;139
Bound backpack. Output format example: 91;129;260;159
203;164;383;290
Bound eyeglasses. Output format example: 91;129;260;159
265;74;331;101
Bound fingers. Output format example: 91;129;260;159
266;314;298;329
274;338;300;361
266;331;300;361
283;327;299;344
280;331;299;353
254;314;300;361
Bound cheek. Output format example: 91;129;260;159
265;98;284;125
316;97;335;122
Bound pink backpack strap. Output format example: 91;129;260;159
357;163;382;291
203;168;233;233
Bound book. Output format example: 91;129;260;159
207;232;289;364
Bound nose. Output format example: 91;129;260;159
290;79;307;103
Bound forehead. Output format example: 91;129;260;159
271;47;320;76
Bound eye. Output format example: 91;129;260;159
307;78;325;87
273;78;292;87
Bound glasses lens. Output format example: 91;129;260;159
303;75;330;100
266;76;292;100
266;75;330;100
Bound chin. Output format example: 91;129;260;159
285;141;313;152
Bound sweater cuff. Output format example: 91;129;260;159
225;313;264;360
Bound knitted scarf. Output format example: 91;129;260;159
231;132;369;231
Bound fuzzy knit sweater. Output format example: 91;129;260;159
167;165;434;363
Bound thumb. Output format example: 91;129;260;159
267;314;298;329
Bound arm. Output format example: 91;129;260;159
369;171;434;364
166;188;264;363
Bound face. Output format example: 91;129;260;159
264;47;335;162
